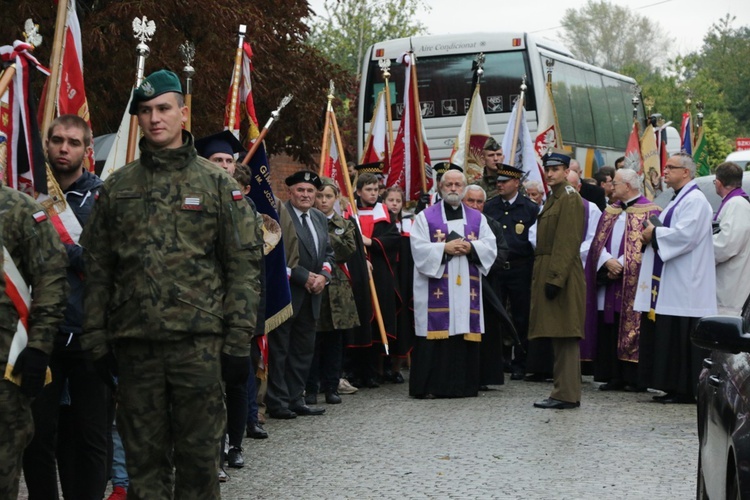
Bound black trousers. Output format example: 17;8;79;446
306;330;344;394
224;357;251;450
498;262;533;371
23;347;110;500
266;294;316;411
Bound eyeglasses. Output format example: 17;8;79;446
664;165;686;171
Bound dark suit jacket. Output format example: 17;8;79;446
283;201;334;319
579;182;607;211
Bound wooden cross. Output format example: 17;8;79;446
433;229;446;242
433;288;444;299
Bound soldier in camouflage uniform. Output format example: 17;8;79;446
0;184;68;499
81;70;263;500
474;137;505;201
305;178;360;405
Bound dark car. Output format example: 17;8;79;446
692;306;750;499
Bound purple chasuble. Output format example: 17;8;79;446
423;204;483;337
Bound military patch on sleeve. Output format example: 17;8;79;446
181;195;203;211
231;190;243;201
32;210;48;223
565;185;576;195
335;227;344;235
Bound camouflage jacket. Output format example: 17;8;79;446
0;185;68;362
475;173;499;201
81;133;263;358
317;213;359;332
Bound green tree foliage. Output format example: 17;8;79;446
4;0;350;164
308;0;429;78
561;0;671;73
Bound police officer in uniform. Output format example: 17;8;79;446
529;150;585;410
483;164;539;380
81;70;263;499
0;183;68;499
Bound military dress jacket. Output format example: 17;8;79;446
528;181;585;339
0;185;68;361
317;213;359;332
81;133;263;358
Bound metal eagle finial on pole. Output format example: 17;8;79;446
125;16;156;163
179;40;195;132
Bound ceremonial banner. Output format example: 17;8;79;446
623;122;643;173
450;85;490;184
0;42;49;195
245;142;292;332
388;52;431;201
320;110;348;197
361;90;390;171
680;112;692;155
693;130;710;177
224;42;259;143
501;98;545;191
641;123;662;201
100;89;138;181
533;80;561;184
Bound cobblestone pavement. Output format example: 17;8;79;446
222;373;697;499
17;372;697;499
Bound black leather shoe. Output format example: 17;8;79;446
269;408;297;419
325;391;342;404
288;404;325;416
392;372;405;384
227;447;244;468
510;371;525;381
364;377;380;388
523;373;549;382
599;381;625;391
305;393;317;405
246;423;269;439
656;393;695;404
533;397;580;409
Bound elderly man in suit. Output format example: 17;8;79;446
266;171;335;419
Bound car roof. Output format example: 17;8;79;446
653;171;750;213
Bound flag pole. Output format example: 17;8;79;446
409;52;427;193
379;58;395;156
329;103;390;355
126;16;155;163
241;95;293;166
227;25;247;135
507;77;527;167
545;59;563;148
318;81;334;176
179;40;195;133
40;0;68;137
0;65;16;100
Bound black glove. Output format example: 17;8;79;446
419;192;431;205
93;350;118;390
545;284;562;300
221;353;251;385
11;347;49;398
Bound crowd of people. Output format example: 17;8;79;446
1;68;748;499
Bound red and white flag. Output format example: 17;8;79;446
320;110;348;197
388;52;431;202
449;85;490;184
501;97;546;192
100;89;137;181
533;82;561;172
623;122;643;174
361;90;390;172
0;41;49;196
224;42;260;144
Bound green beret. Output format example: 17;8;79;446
129;70;183;115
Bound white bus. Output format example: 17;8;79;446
358;32;645;177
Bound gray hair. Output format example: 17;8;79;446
465;184;486;200
523;180;543;192
618;168;642;191
673;152;697;178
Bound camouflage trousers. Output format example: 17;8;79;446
0;380;34;499
115;335;226;500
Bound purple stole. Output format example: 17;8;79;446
582;196;660;362
424;204;482;338
648;184;698;320
714;187;750;221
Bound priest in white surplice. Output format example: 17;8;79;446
712;161;750;315
409;170;497;398
634;153;717;404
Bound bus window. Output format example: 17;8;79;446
362;50;536;124
585;71;615;149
